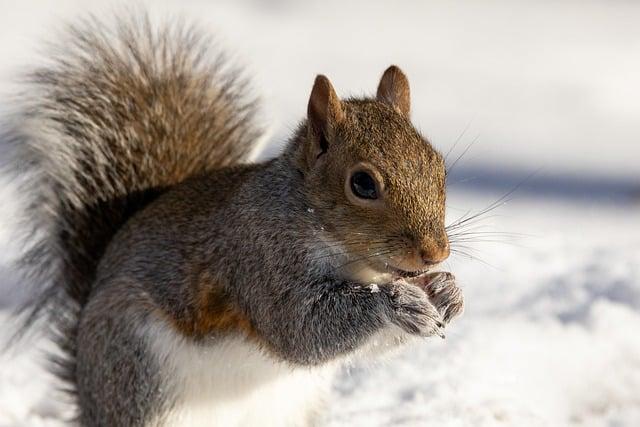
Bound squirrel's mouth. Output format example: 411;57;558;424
385;265;431;280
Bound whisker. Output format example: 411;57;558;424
444;120;473;163
333;245;404;273
446;134;479;177
450;248;501;271
446;170;539;233
305;240;394;263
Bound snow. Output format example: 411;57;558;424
1;1;639;426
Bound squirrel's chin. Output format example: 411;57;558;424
340;261;434;285
341;263;395;285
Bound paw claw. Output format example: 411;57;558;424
388;281;450;338
417;272;465;324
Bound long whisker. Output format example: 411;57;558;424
305;240;394;263
333;245;404;273
446;134;479;177
444;120;473;163
446;169;539;232
450;248;501;271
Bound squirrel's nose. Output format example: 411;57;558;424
419;241;450;265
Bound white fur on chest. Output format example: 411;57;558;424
145;323;336;427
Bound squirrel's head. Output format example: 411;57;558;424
294;65;449;283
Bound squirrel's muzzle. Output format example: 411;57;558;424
419;240;450;265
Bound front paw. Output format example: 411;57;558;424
414;272;464;323
387;281;445;338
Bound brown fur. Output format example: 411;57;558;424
184;271;257;339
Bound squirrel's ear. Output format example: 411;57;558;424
307;75;344;157
376;65;411;117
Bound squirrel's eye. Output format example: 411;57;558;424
350;171;378;200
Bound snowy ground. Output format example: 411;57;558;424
1;1;639;426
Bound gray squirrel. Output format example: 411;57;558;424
3;13;464;427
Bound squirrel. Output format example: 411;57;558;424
3;13;464;427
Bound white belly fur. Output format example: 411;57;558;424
145;321;337;427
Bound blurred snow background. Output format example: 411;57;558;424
0;0;638;426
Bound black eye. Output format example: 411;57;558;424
350;171;378;200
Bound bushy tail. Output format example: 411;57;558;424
2;14;262;342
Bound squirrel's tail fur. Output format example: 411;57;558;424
2;13;261;376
